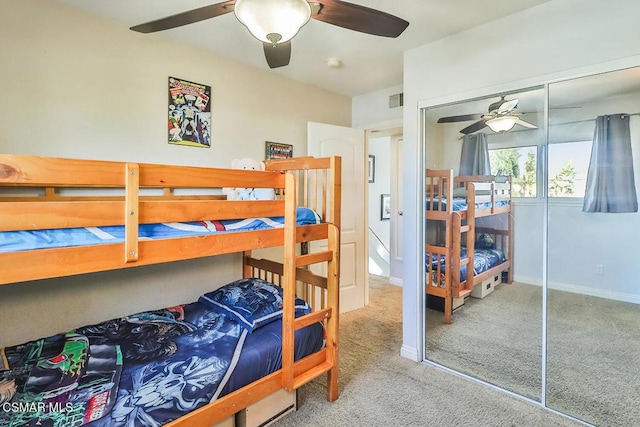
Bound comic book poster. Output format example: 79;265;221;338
168;77;211;148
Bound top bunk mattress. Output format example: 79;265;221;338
0;207;321;253
426;198;509;212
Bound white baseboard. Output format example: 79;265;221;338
389;276;403;287
400;344;420;362
513;275;542;286
514;275;640;305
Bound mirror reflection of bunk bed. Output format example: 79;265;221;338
425;168;513;324
0;154;341;427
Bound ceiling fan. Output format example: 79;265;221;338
437;97;538;135
130;0;409;69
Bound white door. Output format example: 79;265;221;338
308;122;367;313
390;136;403;283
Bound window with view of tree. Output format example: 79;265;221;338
547;141;591;197
489;146;537;197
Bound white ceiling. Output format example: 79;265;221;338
55;0;553;97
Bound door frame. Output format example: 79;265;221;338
359;119;403;284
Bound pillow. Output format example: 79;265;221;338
452;187;468;198
452;187;492;198
476;233;495;249
296;207;322;225
199;278;311;333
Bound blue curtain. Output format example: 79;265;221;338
459;133;491;176
583;114;638;213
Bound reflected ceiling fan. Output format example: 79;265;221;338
130;0;409;69
437;97;538;135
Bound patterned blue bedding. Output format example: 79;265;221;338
425;197;509;212
0;297;323;426
0;207;321;253
427;248;506;288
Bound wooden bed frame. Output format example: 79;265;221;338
425;169;513;324
0;153;342;426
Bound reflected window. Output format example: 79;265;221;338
489;146;537;197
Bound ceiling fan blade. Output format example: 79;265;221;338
437;113;484;123
460;119;489;135
497;98;519;113
263;41;292;69
130;1;236;33
514;118;538;129
311;0;409;38
487;97;517;113
488;97;505;113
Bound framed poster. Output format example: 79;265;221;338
380;194;391;220
168;77;211;148
368;155;375;183
265;141;293;160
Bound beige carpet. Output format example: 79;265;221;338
546;288;640;426
426;282;543;401
274;276;582;427
426;281;640;427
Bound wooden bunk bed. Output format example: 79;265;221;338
0;153;341;427
425;168;513;324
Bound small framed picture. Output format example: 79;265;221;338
368;155;375;183
265;141;293;160
380;194;391;220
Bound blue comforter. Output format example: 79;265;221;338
427;248;506;287
0;303;246;426
0;301;323;426
0;207;321;253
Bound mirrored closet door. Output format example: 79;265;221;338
546;67;640;426
422;65;640;425
422;87;545;401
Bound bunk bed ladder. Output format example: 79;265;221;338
281;172;340;401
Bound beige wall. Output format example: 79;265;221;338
0;1;351;347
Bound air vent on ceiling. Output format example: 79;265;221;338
388;93;404;109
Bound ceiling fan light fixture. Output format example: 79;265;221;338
234;0;311;45
326;57;342;68
486;116;518;132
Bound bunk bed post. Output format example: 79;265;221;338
465;182;476;295
327;155;341;401
124;163;139;263
282;172;297;393
443;239;452;321
449;212;463;325
326;223;340;402
444;169;453;260
242;250;252;278
443;285;452;325
446;169;453;214
330;156;342;228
